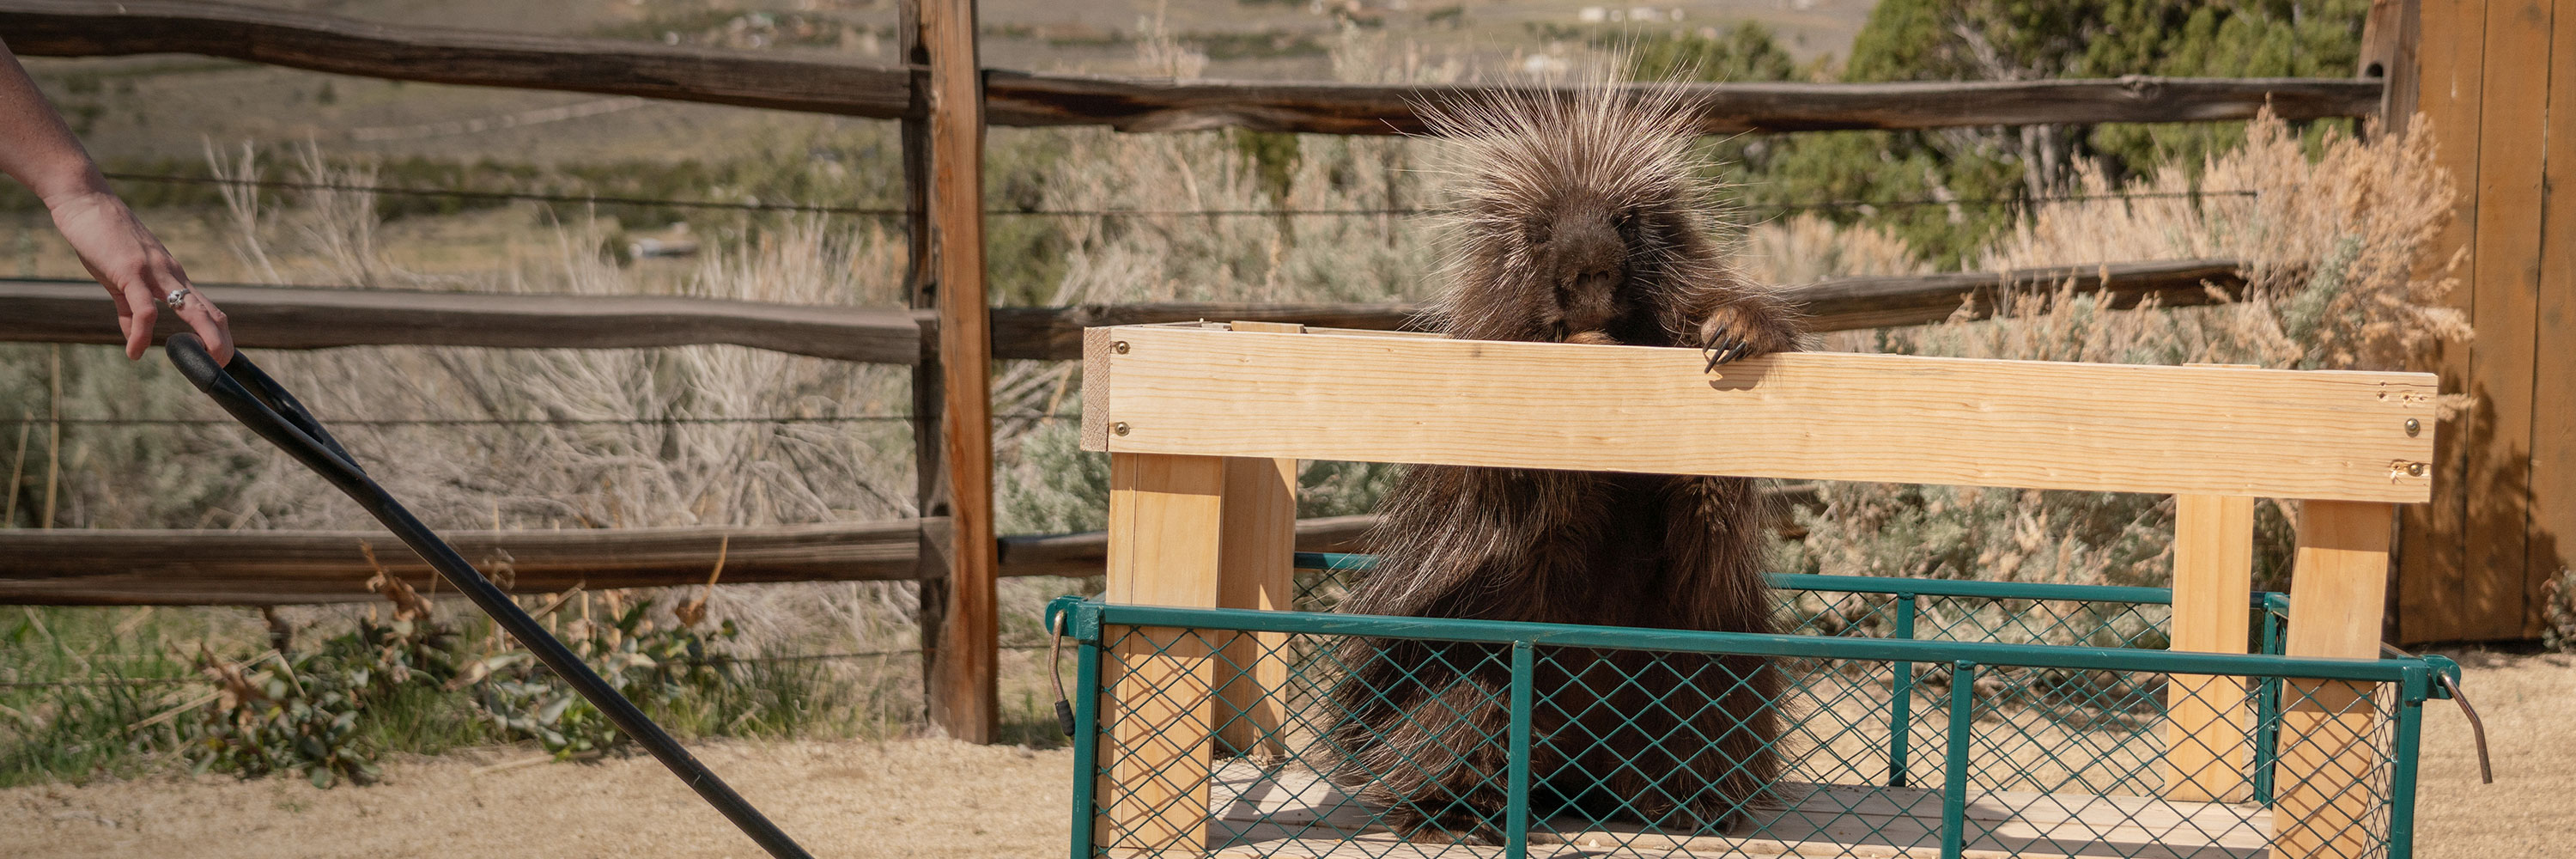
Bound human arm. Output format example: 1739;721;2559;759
0;38;232;363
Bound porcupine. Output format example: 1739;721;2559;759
1320;80;1801;844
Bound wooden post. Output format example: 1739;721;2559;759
919;0;998;742
1210;321;1303;759
1100;453;1227;855
896;0;951;734
2271;500;2396;859
2161;494;2256;803
1214;455;1295;760
2360;0;2424;136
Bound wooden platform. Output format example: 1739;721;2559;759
1203;761;2271;859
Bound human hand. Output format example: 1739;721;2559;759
46;190;233;364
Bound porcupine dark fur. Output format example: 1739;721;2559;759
1320;77;1802;844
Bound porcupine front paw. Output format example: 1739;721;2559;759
1697;305;1795;370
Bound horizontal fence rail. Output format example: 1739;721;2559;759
0;516;1376;606
0;260;2246;361
0;1;2384;134
0;279;924;364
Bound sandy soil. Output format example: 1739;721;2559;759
6;651;2566;859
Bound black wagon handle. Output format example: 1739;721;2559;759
164;334;818;859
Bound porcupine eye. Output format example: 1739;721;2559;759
1522;219;1552;247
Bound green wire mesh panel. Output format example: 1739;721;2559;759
1064;593;2429;859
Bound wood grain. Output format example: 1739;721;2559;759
2528;0;2576;640
922;0;998;744
1005;259;2245;359
0;280;921;364
2395;0;2486;643
2272;500;2397;859
981;71;2383;136
1102;453;1228;855
1091;326;2437;502
2160;495;2256;803
1213;457;1297;759
2464;0;2551;641
899;0;948;734
0;515;1378;606
0;521;927;606
3;261;2243;365
0;1;2382;134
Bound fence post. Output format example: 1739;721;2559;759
915;0;999;743
2271;500;2396;859
896;0;952;740
2163;493;2255;802
2359;0;2422;136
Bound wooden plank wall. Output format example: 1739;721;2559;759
2398;0;2574;642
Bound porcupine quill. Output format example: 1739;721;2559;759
1321;71;1803;844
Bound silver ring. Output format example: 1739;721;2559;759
162;288;191;312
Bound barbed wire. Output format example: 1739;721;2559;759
96;171;2256;220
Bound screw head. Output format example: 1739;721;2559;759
2404;418;2421;436
1112;340;1131;354
2407;461;2427;477
1112;422;1130;436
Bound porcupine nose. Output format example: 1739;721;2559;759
1554;215;1625;344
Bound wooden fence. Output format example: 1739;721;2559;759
0;0;2445;743
0;259;2250;359
2391;0;2576;643
0;1;2381;135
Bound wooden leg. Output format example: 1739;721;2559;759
1101;453;1227;856
2163;494;2257;802
1215;457;1296;761
2271;500;2395;859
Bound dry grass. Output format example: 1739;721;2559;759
1776;114;2470;594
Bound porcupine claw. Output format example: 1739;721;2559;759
1703;334;1747;371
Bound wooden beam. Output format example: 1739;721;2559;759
983;70;2384;135
3;261;2245;364
0;515;1381;606
2360;0;2425;135
920;0;997;745
0;521;927;606
1089;325;2438;503
1213;456;1296;759
0;1;2384;134
1777;259;2247;334
897;0;951;752
0;279;921;364
1101;453;1226;855
989;259;2249;360
999;514;1373;580
2272;500;2397;859
2161;494;2257;803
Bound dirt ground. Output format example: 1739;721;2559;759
5;650;2567;859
